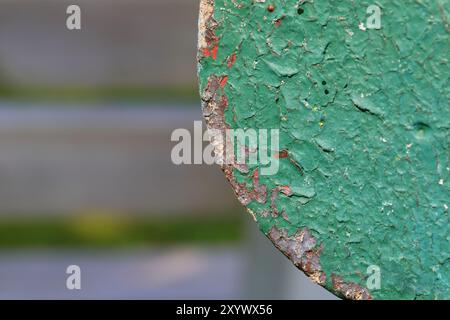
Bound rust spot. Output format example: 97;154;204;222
252;170;268;204
268;226;326;285
267;5;275;13
202;48;211;58
274;150;304;175
219;76;228;88
227;53;237;68
331;274;373;300
274;15;286;27
204;22;219;49
279;185;293;196
211;45;219;60
270;188;280;217
281;211;290;222
277;149;289;159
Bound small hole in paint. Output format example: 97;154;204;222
413;121;431;140
324;89;330;95
322;81;327;85
297;7;304;15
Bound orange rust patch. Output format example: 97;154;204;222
211;45;218;60
276;149;289;159
219;76;228;88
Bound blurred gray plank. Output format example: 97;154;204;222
0;0;198;87
0;106;240;215
0;245;337;299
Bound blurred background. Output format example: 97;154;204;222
0;0;335;299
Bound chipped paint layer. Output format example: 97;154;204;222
268;226;326;286
198;0;219;59
332;274;372;300
201;73;268;207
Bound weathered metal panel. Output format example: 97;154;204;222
198;0;449;299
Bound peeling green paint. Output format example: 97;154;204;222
198;0;449;299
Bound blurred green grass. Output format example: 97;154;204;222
0;85;199;104
0;214;243;248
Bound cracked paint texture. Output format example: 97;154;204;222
198;0;449;299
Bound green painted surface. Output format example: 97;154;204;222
198;0;449;299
